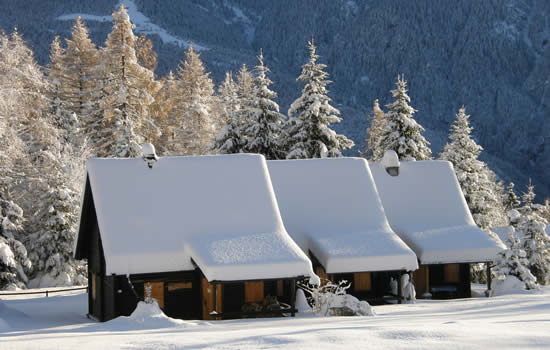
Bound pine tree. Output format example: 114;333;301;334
439;106;507;230
285;40;354;159
98;5;160;157
212;71;245;154
241;51;286;159
494;229;538;290
362;99;385;160
0;196;32;290
378;75;432;161
504;182;521;212
167;44;216;155
515;183;550;285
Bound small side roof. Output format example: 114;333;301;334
267;158;418;273
370;160;504;264
75;154;314;282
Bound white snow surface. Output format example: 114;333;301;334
57;0;207;50
370;160;505;264
268;158;418;273
81;153;314;282
1;286;550;349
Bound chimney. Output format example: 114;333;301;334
141;143;158;169
381;150;400;176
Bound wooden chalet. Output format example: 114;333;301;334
74;152;315;321
268;158;419;304
370;153;505;299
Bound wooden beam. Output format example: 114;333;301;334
290;279;296;317
486;263;492;296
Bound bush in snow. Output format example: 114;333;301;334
494;229;538;290
0;198;32;290
298;279;375;317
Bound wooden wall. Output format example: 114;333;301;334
201;277;222;320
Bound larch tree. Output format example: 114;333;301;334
439;106;507;230
241;51;286;159
378;74;432;161
361;98;385;160
285;39;354;159
212;71;245;154
167;44;216;155
152;71;178;155
98;5;160;157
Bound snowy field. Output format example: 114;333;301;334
1;286;550;349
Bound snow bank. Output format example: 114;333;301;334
370;160;504;264
492;276;533;296
81;153;314;282
268;158;418;273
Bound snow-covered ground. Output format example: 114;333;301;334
1;285;549;349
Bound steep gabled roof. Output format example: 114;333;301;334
370;160;504;264
267;158;418;273
75;154;314;282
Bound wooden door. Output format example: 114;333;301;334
245;281;264;303
144;281;164;309
354;272;372;292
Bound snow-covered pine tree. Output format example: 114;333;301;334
166;44;216;155
361;99;385;160
504;182;521;212
516;183;550;285
285;40;354;159
212;71;245;154
25;185;87;287
0;196;32;290
232;64;256;151
439;106;507;230
494;229;538;290
98;5;160;157
241;51;286;159
378;75;432;161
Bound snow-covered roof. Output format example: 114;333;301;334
77;154;314;282
370;160;504;264
267;158;418;273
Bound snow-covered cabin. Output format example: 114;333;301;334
370;158;504;298
267;158;418;303
74;153;315;321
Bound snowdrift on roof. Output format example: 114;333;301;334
268;158;418;273
370;160;504;264
80;154;314;281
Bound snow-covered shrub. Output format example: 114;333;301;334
26;187;87;288
494;229;538;290
511;185;550;285
298;279;375;317
0;198;32;290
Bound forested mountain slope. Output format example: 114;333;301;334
1;0;548;197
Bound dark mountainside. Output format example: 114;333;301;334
1;0;549;198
